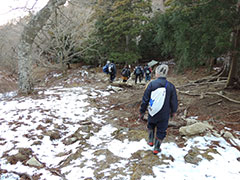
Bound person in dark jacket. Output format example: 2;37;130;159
108;61;117;83
139;64;178;155
143;64;152;82
134;65;143;84
121;65;131;82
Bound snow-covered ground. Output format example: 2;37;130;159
0;85;239;180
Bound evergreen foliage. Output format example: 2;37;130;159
154;0;240;71
138;12;170;60
88;0;152;64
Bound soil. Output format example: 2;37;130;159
1;64;240;140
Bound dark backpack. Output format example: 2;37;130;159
122;68;128;77
135;67;141;75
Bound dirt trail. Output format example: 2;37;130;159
91;66;240;137
1;64;239;139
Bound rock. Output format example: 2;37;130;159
108;85;123;92
185;118;198;125
179;122;213;136
168;121;182;128
6;148;33;164
111;81;134;88
63;137;78;145
26;157;44;168
18;148;33;157
212;130;221;137
220;130;235;139
7;156;20;164
181;116;198;125
184;148;202;165
14;153;28;162
45;130;61;140
131;151;159;179
37;135;44;139
32;141;42;146
113;129;147;142
224;131;235;139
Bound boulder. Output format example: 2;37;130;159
220;130;236;140
26;157;44;168
179;122;213;136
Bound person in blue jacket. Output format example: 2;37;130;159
139;64;178;155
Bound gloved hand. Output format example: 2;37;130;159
139;113;144;121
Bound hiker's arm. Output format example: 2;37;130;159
170;84;178;116
140;83;152;114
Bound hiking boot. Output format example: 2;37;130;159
148;129;154;147
153;138;162;155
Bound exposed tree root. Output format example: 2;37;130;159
176;76;227;89
207;99;222;106
178;90;240;104
206;92;240;104
228;110;240;115
178;91;201;96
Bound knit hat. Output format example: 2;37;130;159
156;64;169;77
107;60;110;64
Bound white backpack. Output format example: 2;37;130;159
148;81;168;117
108;63;114;73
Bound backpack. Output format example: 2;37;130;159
146;68;150;75
135;67;141;75
103;64;108;74
108;63;114;73
122;68;129;77
148;81;168;117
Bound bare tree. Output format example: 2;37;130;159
33;1;95;71
18;0;66;94
0;22;24;74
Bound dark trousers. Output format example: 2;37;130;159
110;73;116;82
135;74;141;84
147;118;169;140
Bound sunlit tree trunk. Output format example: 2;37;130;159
18;0;66;94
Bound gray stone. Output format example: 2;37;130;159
26;157;44;168
179;122;213;136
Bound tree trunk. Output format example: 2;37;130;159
226;30;240;87
218;57;230;77
226;3;240;88
125;35;129;52
18;0;67;94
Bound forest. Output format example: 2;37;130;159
0;0;239;93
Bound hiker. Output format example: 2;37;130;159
102;60;111;74
134;65;143;84
139;64;178;155
144;64;152;82
121;65;131;82
108;61;117;83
